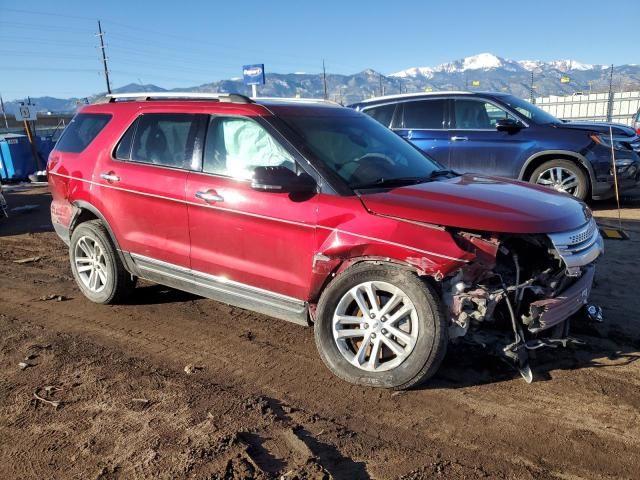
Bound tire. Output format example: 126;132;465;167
314;263;448;390
69;220;136;304
530;159;589;201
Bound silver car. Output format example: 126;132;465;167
0;181;7;218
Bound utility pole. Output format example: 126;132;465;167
529;70;535;103
322;59;328;100
379;73;383;97
97;20;112;94
606;64;614;122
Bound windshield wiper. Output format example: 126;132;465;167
349;176;430;190
427;169;459;179
350;170;459;190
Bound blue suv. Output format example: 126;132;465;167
350;92;640;200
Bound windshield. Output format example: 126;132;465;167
278;112;442;188
501;95;560;125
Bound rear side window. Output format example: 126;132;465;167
114;121;136;160
402;100;446;129
362;104;396;127
55;113;111;153
130;114;205;170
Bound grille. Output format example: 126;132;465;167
567;220;597;245
547;218;603;272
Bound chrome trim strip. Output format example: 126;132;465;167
130;252;304;305
49;171;465;262
548;219;603;270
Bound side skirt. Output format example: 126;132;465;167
126;253;309;326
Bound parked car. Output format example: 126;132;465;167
0;180;7;218
48;93;603;388
350;92;640;201
634;108;640;135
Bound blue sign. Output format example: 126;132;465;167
242;64;265;86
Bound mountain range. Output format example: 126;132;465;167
3;53;639;115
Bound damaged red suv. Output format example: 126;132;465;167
48;93;603;389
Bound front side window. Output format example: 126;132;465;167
453;99;517;129
362;104;396;127
500;95;560;125
203;116;295;179
55;113;111;153
131;114;204;170
401;99;446;129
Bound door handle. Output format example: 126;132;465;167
450;136;469;142
195;190;224;203
100;172;120;182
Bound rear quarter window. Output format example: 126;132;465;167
55;113;111;153
362;104;396;127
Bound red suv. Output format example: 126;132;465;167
48;93;603;389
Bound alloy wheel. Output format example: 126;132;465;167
74;235;108;293
535;166;579;195
332;281;419;372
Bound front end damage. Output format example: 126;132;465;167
443;217;604;382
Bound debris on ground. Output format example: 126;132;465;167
39;294;67;302
33;386;63;409
13;256;42;264
184;364;202;375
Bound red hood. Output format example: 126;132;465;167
359;175;591;234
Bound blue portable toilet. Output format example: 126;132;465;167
0;133;40;181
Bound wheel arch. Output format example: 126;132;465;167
308;255;440;322
69;201;136;273
519;150;595;192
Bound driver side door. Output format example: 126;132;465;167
186;115;318;300
448;98;531;178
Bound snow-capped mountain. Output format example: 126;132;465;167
391;53;606;78
3;53;638;115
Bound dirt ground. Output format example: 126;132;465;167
1;185;639;480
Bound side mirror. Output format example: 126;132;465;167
251;165;317;193
496;118;524;132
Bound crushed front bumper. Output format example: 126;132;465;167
525;265;595;333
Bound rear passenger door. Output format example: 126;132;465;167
96;112;206;268
186;115;317;300
391;99;451;166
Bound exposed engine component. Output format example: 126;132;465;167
443;224;604;382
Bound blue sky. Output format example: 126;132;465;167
1;0;638;100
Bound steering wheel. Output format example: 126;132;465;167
337;153;395;177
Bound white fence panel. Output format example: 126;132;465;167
534;91;640;126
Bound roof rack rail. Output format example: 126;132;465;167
104;92;254;104
254;97;338;104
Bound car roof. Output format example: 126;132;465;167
82;93;349;117
350;91;512;108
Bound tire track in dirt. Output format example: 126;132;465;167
2;276;639;479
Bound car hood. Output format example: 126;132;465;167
558;121;636;137
359;175;591;234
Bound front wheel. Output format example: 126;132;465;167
314;263;448;390
530;159;589;201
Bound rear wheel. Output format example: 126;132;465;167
314;263;448;390
530;159;589;200
69;220;136;304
